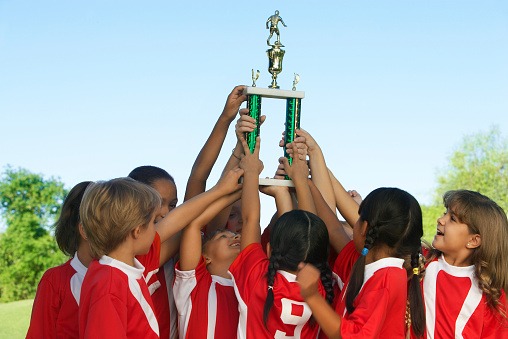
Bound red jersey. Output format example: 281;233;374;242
333;241;407;338
152;258;178;339
418;254;508;339
174;256;238;339
26;255;87;339
229;243;326;339
79;256;159;339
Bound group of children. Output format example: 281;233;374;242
26;85;508;338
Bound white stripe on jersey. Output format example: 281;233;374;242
69;253;87;305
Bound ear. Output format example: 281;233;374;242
466;234;481;249
360;220;369;237
266;242;271;259
131;225;143;240
78;222;87;241
204;255;212;265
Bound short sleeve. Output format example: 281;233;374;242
26;270;61;339
228;243;268;304
333;241;360;283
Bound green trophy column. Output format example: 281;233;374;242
284;97;302;179
245;94;262;153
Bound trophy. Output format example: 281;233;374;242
243;10;304;186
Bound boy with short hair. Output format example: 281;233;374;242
79;177;162;338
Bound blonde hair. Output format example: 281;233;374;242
429;190;508;321
80;177;161;258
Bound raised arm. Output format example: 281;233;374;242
285;128;337;215
205;109;266;233
179;168;243;271
327;168;360;227
283;141;316;214
155;167;243;245
308;179;351;254
239;137;263;250
184;85;246;202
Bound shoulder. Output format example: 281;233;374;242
38;259;74;287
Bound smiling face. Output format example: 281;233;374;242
433;208;476;261
203;230;241;267
151;179;178;223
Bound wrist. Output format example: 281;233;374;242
218;112;236;125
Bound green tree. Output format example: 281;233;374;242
434;126;508;212
0;167;67;302
422;126;508;241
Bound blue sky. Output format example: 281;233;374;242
1;1;507;228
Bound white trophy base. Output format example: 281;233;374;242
239;177;295;187
259;178;295;187
243;87;305;99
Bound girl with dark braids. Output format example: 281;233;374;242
229;137;334;339
297;187;426;339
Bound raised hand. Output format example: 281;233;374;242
296;262;321;300
239;137;263;175
235;109;267;142
222;85;247;122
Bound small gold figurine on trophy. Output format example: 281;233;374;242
266;10;286;89
252;69;260;87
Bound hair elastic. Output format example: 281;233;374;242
361;248;369;256
268;286;273;290
413;268;419;275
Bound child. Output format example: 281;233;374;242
79;174;239;338
78;178;162;338
229;137;334;339
128;166;179;339
173;167;243;339
297;186;426;339
418;190;508;338
26;181;92;339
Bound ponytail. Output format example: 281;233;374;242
407;248;425;338
346;224;378;313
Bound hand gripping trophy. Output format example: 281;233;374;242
243;11;304;186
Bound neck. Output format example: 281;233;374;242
76;242;94;268
207;263;232;279
107;245;136;267
442;251;473;267
365;243;394;265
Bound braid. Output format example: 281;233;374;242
263;249;281;329
317;263;335;305
346;224;378;313
407;248;425;338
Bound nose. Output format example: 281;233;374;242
437;215;445;225
233;233;241;240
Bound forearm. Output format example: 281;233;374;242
273;190;293;217
293;178;316;214
328;168;360;227
309;180;350;253
179;191;241;271
159;231;181;266
305;294;342;339
184;116;234;201
308;146;337;215
241;171;261;249
156;185;228;242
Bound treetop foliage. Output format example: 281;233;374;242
0;166;67;302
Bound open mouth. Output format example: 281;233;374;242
436;229;444;236
230;241;241;248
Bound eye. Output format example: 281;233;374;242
450;215;456;222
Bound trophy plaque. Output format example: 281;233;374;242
243;10;304;187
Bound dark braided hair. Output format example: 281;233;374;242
262;210;334;329
128;165;174;186
344;187;425;338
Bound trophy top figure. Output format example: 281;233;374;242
266;10;287;47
